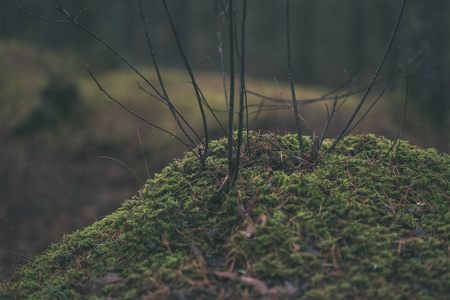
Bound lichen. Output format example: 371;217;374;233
1;132;449;299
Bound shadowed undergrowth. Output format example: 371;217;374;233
2;132;449;299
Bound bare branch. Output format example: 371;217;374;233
216;2;229;113
96;156;144;186
88;67;195;152
234;0;248;182
227;0;236;176
346;51;400;135
245;72;356;107
70;7;87;22
319;95;338;150
161;0;209;164
274;78;310;131
191;56;210;69
136;82;167;106
326;0;408;154
137;0;201;149
395;66;409;160
187;81;228;135
286;0;305;156
11;0;71;23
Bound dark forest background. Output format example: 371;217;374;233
1;0;449;280
1;0;449;125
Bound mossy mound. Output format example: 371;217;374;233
2;132;449;299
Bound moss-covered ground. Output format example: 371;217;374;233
1;132;449;299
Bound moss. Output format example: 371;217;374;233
2;132;449;299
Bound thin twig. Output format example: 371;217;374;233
245;71;356;106
33;0;202;149
136;82;167;106
216;7;229;113
362;68;409;176
346;50;400;134
96;156;144;186
319;95;338;150
11;0;72;23
88;67;195;151
246;50;425;108
191;56;210;69
137;126;151;181
50;1;164;101
326;0;408;154
161;0;209;164
138;0;202;147
234;0;248;181
286;0;305;156
274;78;310;131
227;0;236;176
395;68;409;161
188;81;227;135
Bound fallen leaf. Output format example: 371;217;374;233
267;281;299;296
84;272;123;290
393;237;417;244
239;225;255;238
239;276;268;294
256;214;267;227
214;271;238;279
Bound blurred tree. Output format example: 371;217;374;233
14;78;81;135
294;0;316;83
346;0;365;73
408;0;449;125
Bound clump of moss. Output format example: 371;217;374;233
2;132;449;299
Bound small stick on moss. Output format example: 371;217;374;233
318;95;338;151
234;0;248;182
227;0;236;180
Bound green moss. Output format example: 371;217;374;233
2;132;449;299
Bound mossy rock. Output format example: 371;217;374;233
2;132;449;299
